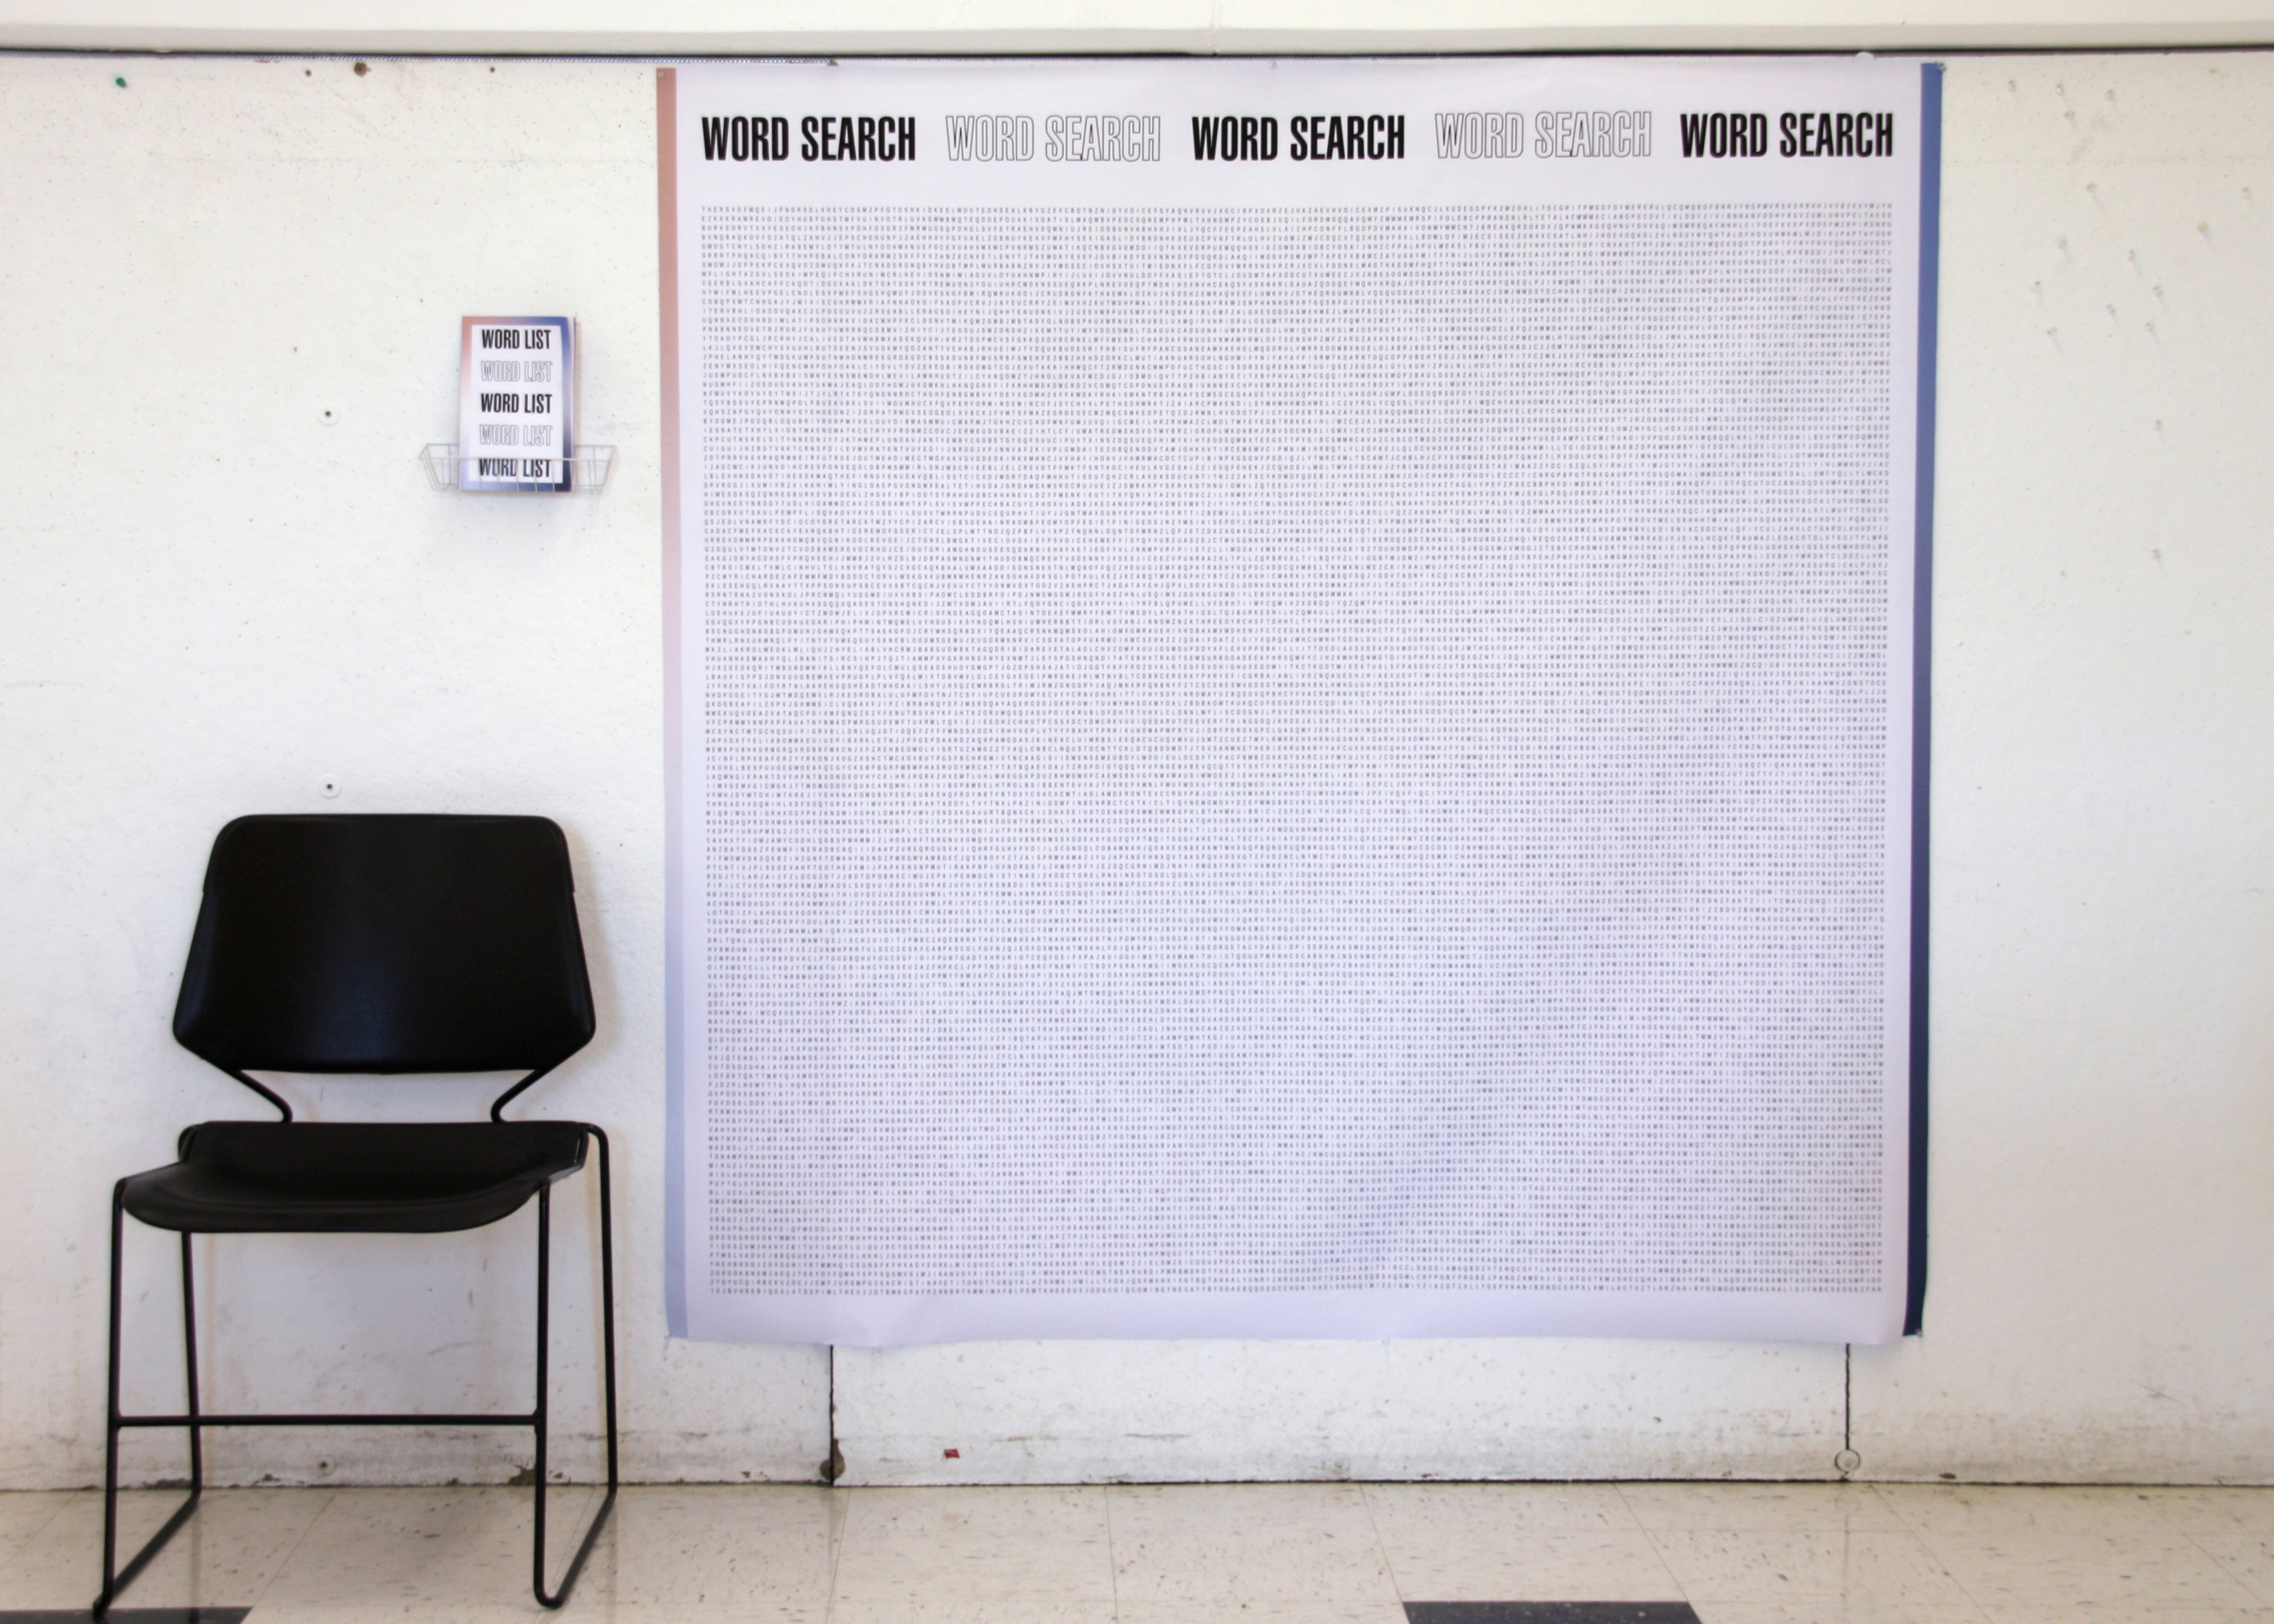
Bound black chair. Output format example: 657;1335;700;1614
96;814;618;1615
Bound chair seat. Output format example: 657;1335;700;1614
119;1121;591;1234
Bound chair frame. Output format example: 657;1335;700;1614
93;1068;620;1616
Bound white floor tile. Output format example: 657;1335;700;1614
565;1485;842;1620
1691;1602;1990;1624
1974;1601;2274;1610
1369;1481;1644;1533
2175;1531;2274;1607
4;1485;329;1612
1106;1482;1401;1607
830;1485;1114;1606
1383;1527;1686;1603
8;1475;2265;1621
0;1487;81;1545
1877;1485;2175;1541
829;1601;1117;1624
1925;1528;2266;1612
1113;1602;1410;1624
575;1602;826;1624
0;1489;86;1604
250;1484;598;1615
1649;1527;1979;1607
1369;1482;1676;1603
1623;1482;1909;1531
2147;1489;2274;1535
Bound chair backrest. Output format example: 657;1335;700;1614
174;815;596;1085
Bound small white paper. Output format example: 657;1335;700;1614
458;316;573;491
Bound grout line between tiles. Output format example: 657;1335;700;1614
14;1489;86;1553
1872;1489;2032;1624
1102;1480;1122;1623
821;1482;849;1623
1619;1486;1703;1610
1862;1470;1989;1615
2165;1507;2274;1610
239;1485;339;1614
1872;1479;2009;1619
1357;1480;1405;1610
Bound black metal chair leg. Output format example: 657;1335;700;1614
182;1229;205;1497
94;1188;203;1618
94;1127;618;1615
533;1182;551;1605
596;1128;619;1497
96;1183;124;1618
531;1142;620;1609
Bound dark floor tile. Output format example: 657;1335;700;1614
1406;1607;1700;1624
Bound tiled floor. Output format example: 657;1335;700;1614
6;1480;2274;1623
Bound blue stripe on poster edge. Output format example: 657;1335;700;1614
1905;59;1943;1339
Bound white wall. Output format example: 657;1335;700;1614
6;1;2274;54
1855;51;2274;1484
0;56;829;1492
2;47;2271;1492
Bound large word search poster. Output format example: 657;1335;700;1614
662;58;1939;1347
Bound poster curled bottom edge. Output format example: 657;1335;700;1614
688;1287;1907;1349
